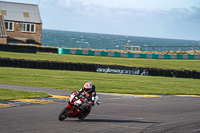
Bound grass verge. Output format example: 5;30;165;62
0;88;51;101
0;67;200;95
0;51;200;71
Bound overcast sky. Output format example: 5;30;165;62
4;0;200;41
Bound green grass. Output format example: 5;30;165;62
0;88;51;101
0;51;200;71
0;67;199;95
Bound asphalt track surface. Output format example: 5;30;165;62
0;84;200;133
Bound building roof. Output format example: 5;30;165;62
0;15;7;37
0;1;42;24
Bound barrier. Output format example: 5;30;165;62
1;44;198;59
0;44;58;54
36;47;58;53
58;48;200;60
0;57;199;79
0;44;37;53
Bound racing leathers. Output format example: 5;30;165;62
78;85;96;106
77;85;96;119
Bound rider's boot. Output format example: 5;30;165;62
78;105;91;119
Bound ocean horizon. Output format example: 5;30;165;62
41;29;200;51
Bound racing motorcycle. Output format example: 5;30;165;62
58;91;99;121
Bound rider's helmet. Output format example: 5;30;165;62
83;82;92;92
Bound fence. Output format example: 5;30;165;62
124;45;200;52
58;48;200;60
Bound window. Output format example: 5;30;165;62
5;21;14;31
23;12;29;18
21;23;35;33
1;10;7;16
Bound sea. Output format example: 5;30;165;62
41;29;200;52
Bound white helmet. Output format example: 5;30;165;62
84;82;92;92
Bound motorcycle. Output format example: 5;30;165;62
58;91;99;121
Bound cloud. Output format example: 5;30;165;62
39;0;200;40
53;0;200;11
190;7;200;22
50;0;199;19
41;0;200;28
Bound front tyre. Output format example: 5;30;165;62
58;107;69;121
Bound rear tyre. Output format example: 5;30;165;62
58;107;70;121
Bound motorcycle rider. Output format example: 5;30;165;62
77;82;96;119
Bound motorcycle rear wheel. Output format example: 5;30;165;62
58;107;70;121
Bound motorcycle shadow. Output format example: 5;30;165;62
64;119;156;124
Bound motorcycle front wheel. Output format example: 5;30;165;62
58;107;70;121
